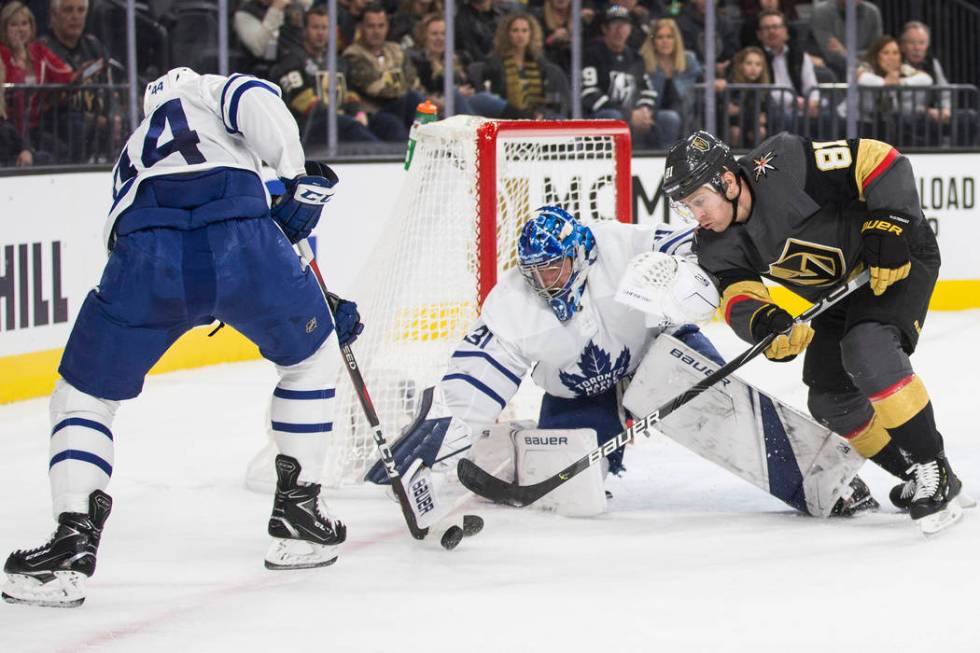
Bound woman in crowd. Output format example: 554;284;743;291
479;12;567;119
641;18;701;139
410;13;503;118
0;1;74;151
726;45;771;147
853;35;934;144
534;0;574;73
390;0;442;50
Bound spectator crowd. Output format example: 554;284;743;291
1;0;978;166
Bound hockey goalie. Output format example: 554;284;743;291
366;206;875;518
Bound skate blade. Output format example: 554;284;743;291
918;500;964;537
264;538;342;570
2;571;86;608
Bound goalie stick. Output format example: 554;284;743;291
297;239;428;540
457;269;871;507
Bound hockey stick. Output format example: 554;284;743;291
457;269;871;507
297;239;428;540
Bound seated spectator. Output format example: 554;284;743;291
271;5;379;144
756;9;820;134
479;12;567;119
0;1;74;153
40;0;118;163
740;0;801;49
455;0;503;65
852;35;933;145
390;0;441;49
587;0;660;53
235;0;313;73
343;4;424;141
1;56;33;166
583;5;676;149
411;13;504;117
726;46;770;147
809;0;881;82
677;0;738;79
534;0;574;73
640;18;700;137
900;20;977;145
337;0;371;50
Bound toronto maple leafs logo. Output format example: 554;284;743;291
753;151;778;181
559;341;631;397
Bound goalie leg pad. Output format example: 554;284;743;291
538;390;627;475
623;335;866;517
515;428;607;517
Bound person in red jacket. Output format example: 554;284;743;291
0;1;74;152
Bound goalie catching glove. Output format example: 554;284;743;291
861;213;912;296
750;303;814;361
614;251;719;327
272;161;338;243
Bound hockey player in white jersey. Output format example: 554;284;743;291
367;206;724;512
3;68;357;608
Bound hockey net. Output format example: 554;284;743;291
323;116;632;486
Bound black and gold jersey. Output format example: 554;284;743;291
694;132;936;344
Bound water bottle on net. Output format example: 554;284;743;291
404;99;439;171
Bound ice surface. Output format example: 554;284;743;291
1;314;978;652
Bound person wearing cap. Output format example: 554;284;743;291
582;4;678;149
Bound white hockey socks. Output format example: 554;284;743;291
270;339;339;484
48;381;119;518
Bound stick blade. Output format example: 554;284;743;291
456;459;550;508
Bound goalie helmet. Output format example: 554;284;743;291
143;67;200;117
517;206;597;322
663;131;737;208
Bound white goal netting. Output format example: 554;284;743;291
323;116;631;486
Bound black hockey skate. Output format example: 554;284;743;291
3;490;112;608
831;475;880;516
890;452;975;512
265;454;346;570
909;455;965;535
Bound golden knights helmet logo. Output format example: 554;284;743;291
768;238;846;286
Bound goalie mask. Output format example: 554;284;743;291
663;131;739;223
143;67;200;117
517;206;597;322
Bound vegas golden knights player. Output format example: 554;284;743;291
663;130;972;535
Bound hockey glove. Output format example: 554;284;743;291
861;214;912;296
751;304;814;362
272;163;339;244
328;292;363;347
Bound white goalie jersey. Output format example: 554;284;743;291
438;221;714;430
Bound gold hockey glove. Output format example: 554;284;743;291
861;214;912;296
750;304;814;362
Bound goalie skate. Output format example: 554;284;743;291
265;455;346;570
3;490;112;608
831;476;880;517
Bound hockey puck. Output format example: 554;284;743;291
462;514;484;537
440;525;464;550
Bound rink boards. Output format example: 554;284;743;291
2;152;978;403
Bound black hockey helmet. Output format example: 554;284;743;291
663;131;737;203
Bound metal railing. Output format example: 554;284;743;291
679;83;979;151
1;83;132;167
